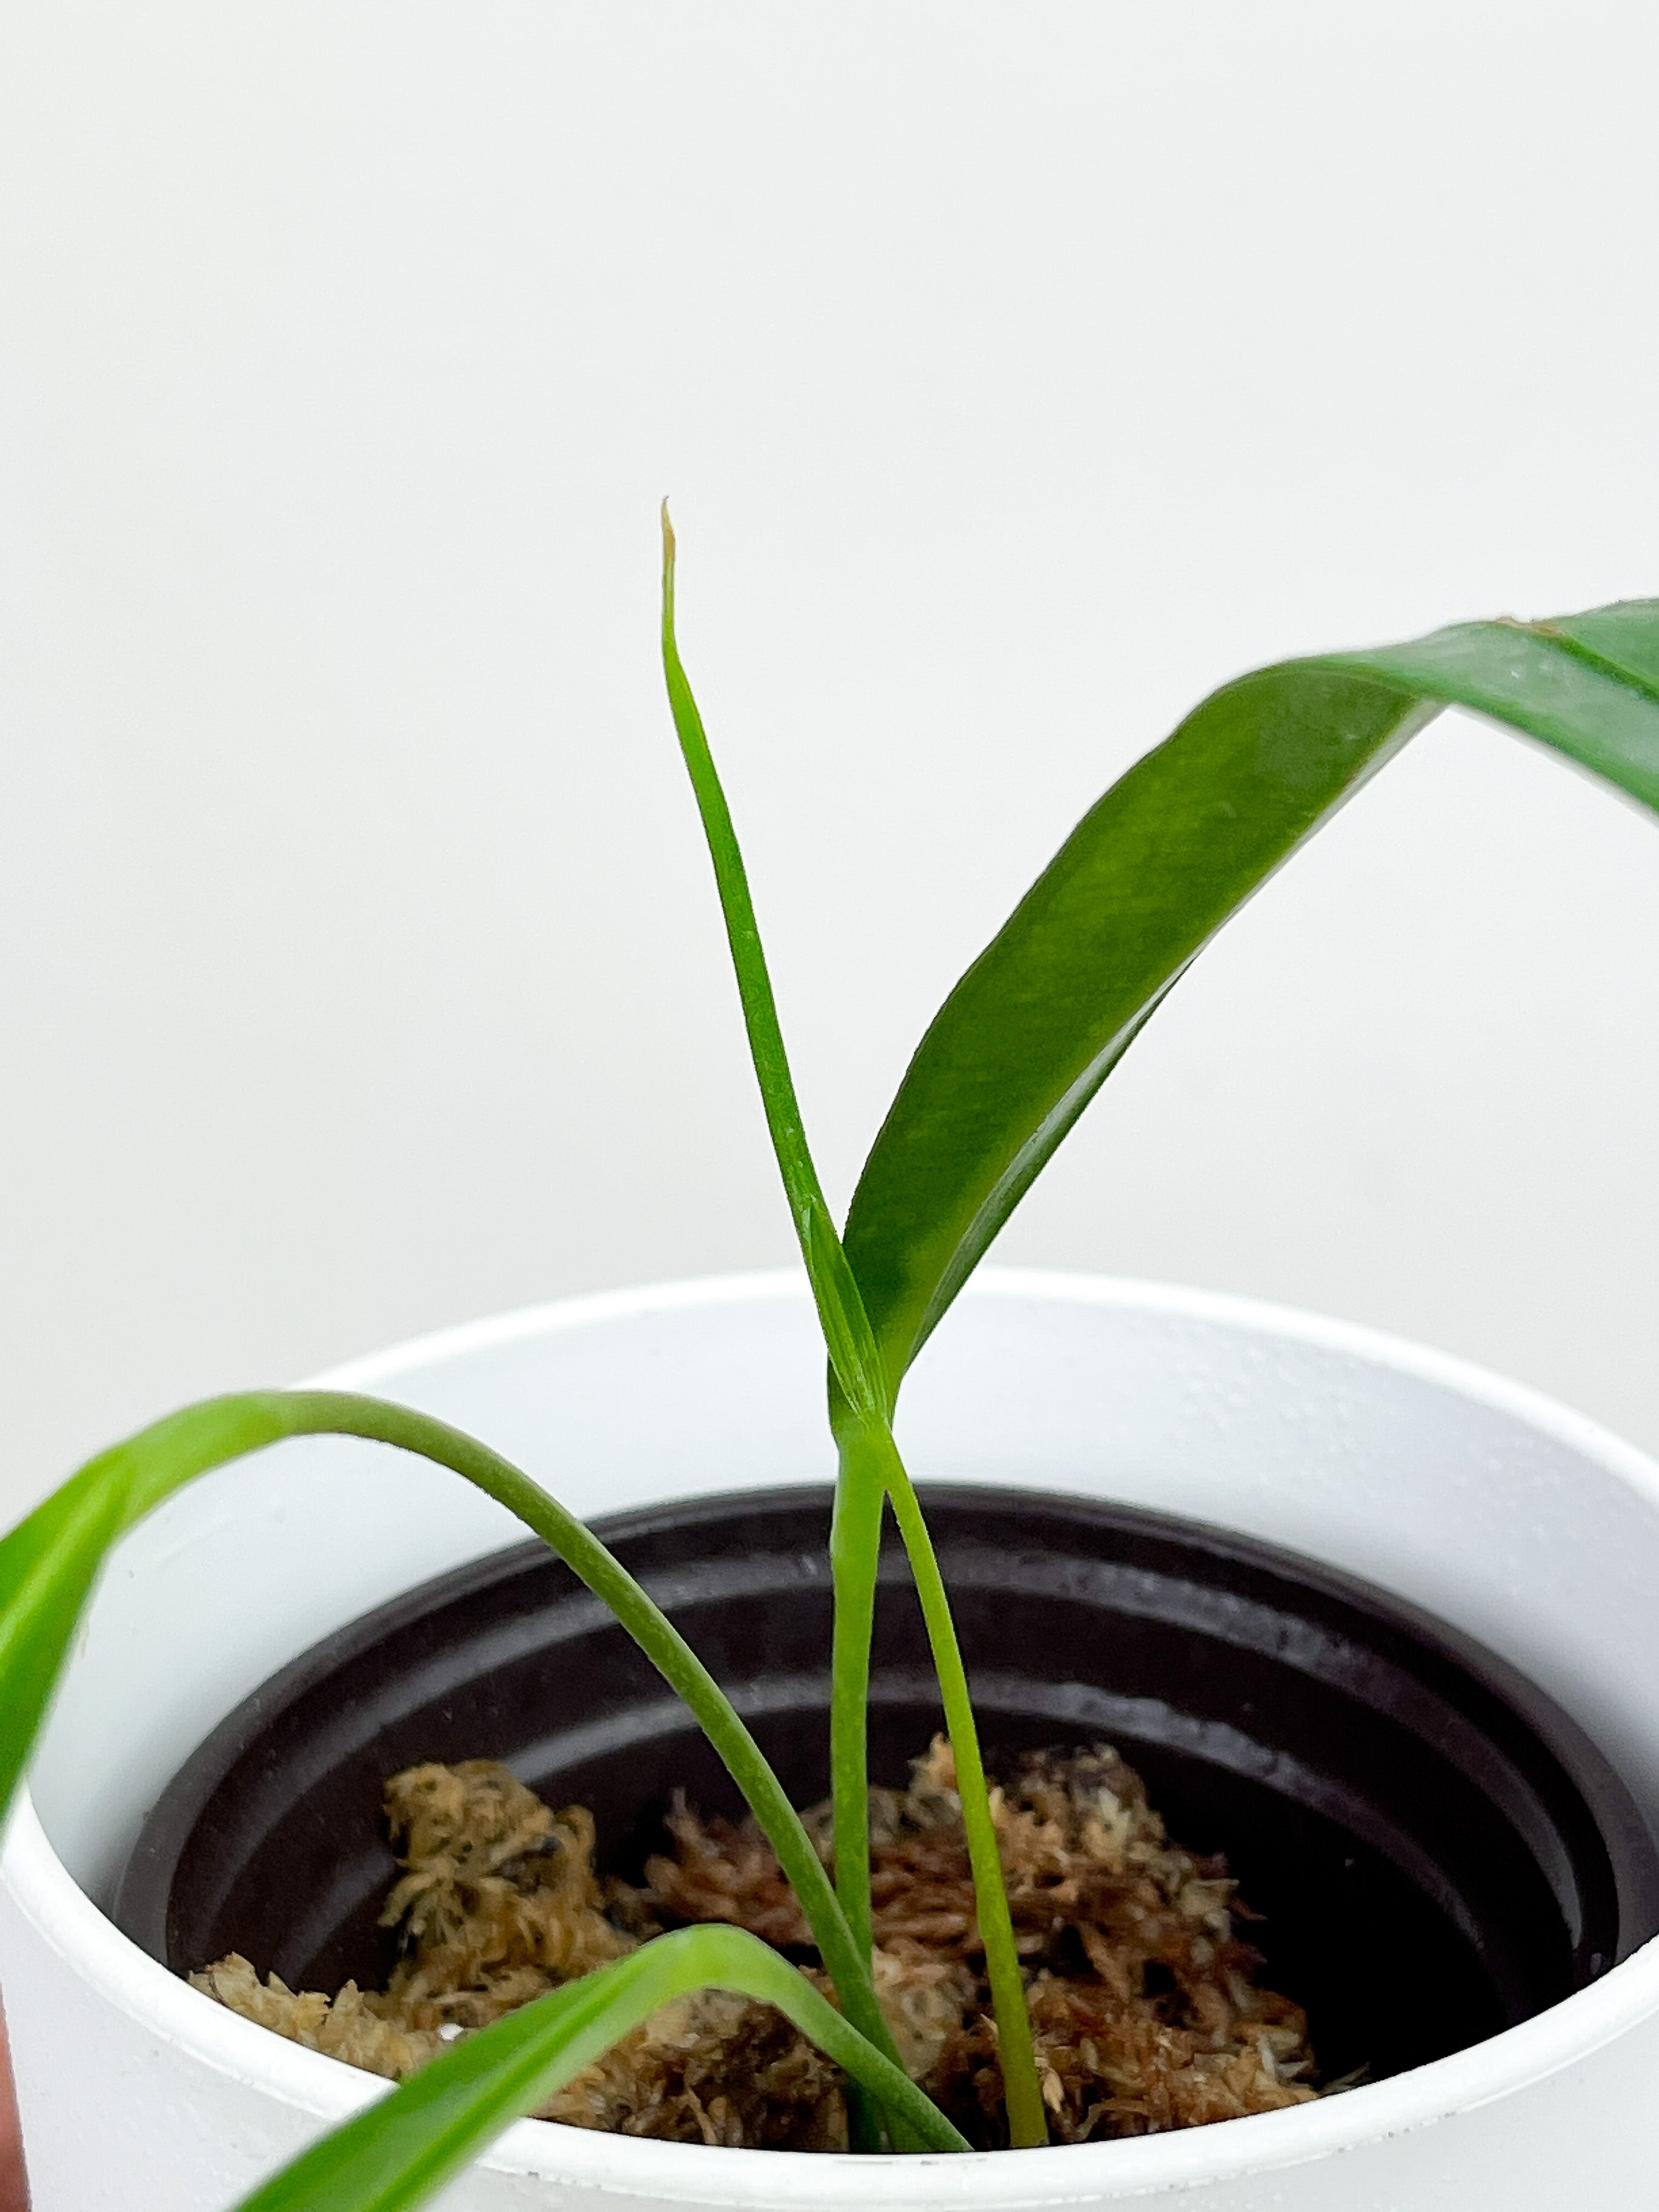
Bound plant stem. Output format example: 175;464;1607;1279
660;506;887;1429
828;1421;883;1963
854;1420;1049;2149
660;510;1046;2146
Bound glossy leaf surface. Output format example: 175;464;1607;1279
843;602;1659;1389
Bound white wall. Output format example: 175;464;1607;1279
3;0;1659;1523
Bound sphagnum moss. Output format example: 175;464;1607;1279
198;1741;1316;2151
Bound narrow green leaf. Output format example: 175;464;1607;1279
0;1392;900;2088
843;602;1659;1387
827;1456;883;1965
659;505;888;1427
234;1923;969;2211
659;517;1048;2141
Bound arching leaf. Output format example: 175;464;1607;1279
843;602;1659;1386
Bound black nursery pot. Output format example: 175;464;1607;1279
116;1484;1659;2090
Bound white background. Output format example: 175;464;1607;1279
2;0;1659;1524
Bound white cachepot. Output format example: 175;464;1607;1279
4;1267;1659;2211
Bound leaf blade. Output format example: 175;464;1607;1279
233;1924;969;2212
843;602;1659;1387
843;670;1433;1383
0;1392;896;2083
659;505;888;1424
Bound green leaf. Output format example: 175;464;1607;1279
659;505;889;1427
659;506;923;2142
843;600;1659;1389
660;514;1048;2142
0;1392;899;2087
234;1923;969;2211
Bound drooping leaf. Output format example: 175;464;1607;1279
843;602;1659;1389
0;1392;896;2081
234;1922;968;2212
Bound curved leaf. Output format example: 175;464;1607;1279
234;1922;969;2212
843;600;1659;1387
0;1392;899;2083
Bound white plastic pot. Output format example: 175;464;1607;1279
4;1268;1659;2210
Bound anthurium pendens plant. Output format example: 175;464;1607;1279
3;544;1659;2210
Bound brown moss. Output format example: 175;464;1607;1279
376;1759;628;2030
194;1740;1318;2151
188;1953;441;2080
539;1987;849;2148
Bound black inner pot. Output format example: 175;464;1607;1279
116;1483;1659;2092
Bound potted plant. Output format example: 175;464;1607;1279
4;521;1659;2210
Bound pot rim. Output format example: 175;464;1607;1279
7;1266;1659;2204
